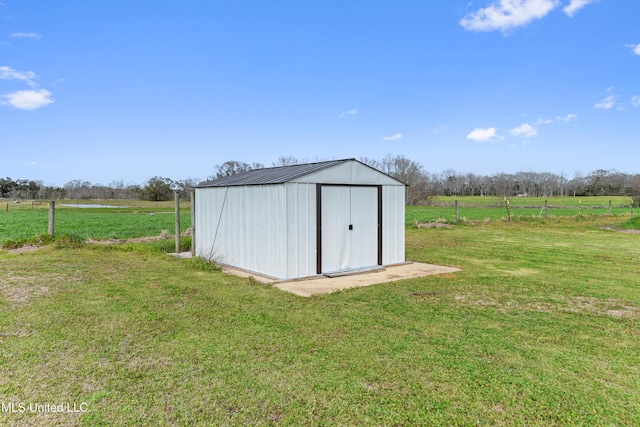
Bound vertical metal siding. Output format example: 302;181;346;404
195;185;289;279
284;183;316;279
382;185;405;265
320;185;379;273
320;186;352;272
349;186;379;269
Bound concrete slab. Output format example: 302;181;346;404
220;262;461;297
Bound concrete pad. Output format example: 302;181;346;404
220;262;461;297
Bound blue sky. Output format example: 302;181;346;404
1;0;638;186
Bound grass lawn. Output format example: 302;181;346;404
1;214;639;425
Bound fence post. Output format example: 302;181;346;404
545;200;549;219
504;198;512;221
455;200;459;222
174;191;181;253
190;190;196;256
48;201;55;236
608;200;612;215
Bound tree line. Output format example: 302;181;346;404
2;155;640;205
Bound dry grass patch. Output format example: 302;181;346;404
0;273;80;305
453;293;640;319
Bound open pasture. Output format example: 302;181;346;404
408;195;635;224
1;197;635;246
1;203;639;425
1;200;191;244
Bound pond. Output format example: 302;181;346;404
59;203;127;208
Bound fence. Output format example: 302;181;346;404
408;197;636;225
1;198;192;248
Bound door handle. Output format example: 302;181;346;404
349;224;353;230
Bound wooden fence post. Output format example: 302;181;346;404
608;200;612;215
455;200;459;222
48;201;55;236
504;198;512;221
545;200;549;219
174;191;181;253
190;190;196;256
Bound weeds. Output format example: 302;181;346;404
185;256;220;272
53;233;85;249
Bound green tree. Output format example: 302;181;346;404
0;177;16;198
141;177;174;201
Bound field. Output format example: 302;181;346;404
0;200;192;245
407;195;636;225
1;199;639;425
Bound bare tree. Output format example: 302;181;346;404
209;160;264;180
272;156;302;167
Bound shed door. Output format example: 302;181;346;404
320;185;380;274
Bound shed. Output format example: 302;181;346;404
194;159;406;280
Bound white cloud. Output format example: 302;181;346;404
23;161;39;166
563;0;594;17
594;95;614;110
10;32;42;40
1;65;55;110
11;32;42;40
510;123;537;137
0;65;37;86
626;43;640;56
594;88;617;110
433;124;449;134
467;127;498;142
382;133;403;141
339;109;357;118
534;114;577;125
631;96;640;107
460;0;559;32
557;113;577;123
1;89;54;110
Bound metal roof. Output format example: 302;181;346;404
197;159;355;187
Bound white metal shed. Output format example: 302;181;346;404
194;159;406;280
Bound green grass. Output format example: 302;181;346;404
1;197;633;246
408;196;635;224
619;215;640;230
1;200;191;245
1;215;639;425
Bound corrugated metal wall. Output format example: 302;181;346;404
195;183;316;280
284;183;316;279
381;185;405;265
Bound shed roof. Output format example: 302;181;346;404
197;158;405;187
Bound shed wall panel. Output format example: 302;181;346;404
382;185;405;265
195;185;288;279
284;183;317;279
